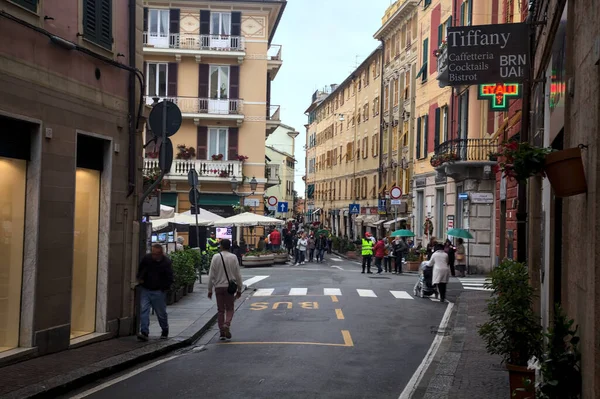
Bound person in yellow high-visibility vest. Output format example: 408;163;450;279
361;232;374;274
207;232;219;252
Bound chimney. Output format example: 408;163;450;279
330;84;339;91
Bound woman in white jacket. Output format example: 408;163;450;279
429;243;451;302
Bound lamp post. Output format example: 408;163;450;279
231;176;258;244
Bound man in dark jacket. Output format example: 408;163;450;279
137;244;174;341
316;233;328;263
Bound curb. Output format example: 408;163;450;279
6;286;250;399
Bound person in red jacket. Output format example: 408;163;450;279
373;237;386;274
269;228;282;250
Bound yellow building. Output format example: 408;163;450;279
374;0;420;233
304;48;383;239
142;0;285;242
415;0;500;273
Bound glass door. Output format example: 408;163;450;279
208;66;229;114
210;12;231;48
148;9;170;48
208;128;228;160
146;63;168;105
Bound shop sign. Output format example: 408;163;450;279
415;177;427;188
445;23;529;85
143;192;160;216
478;83;521;111
447;215;454;229
470;193;494;204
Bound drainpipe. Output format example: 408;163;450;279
378;42;385;199
127;0;137;198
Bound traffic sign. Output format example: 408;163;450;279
158;137;173;173
391;199;401;205
187;169;199;187
278;202;289;213
267;196;278;207
378;199;386;211
349;203;360;214
148;101;182;138
390;186;402;199
189;188;201;205
458;193;469;200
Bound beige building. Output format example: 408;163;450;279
304;48;383;239
265;124;298;219
0;0;143;358
374;0;420;233
141;0;285;245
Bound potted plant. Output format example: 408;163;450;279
544;147;587;198
176;145;196;160
236;155;249;162
219;170;230;178
171;250;197;299
242;250;275;267
143;167;162;195
405;250;421;272
211;154;224;161
269;248;289;264
478;259;543;399
491;141;552;182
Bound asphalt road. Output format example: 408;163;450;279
68;255;462;399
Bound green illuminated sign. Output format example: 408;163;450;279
477;84;521;111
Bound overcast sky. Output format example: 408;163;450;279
269;0;394;198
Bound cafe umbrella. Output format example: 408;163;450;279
391;229;416;237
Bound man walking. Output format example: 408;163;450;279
361;232;374;274
316;233;327;263
137;244;174;341
207;239;243;340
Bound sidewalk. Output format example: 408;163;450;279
0;281;245;399
412;291;509;399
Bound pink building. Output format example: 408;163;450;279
0;0;143;361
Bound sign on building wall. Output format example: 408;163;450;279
477;83;522;111
447;215;454;229
444;23;530;85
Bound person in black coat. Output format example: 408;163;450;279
444;239;456;277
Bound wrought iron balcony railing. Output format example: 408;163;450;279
144;96;243;115
431;138;497;168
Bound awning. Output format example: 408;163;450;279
384;217;408;229
369;219;387;227
355;215;366;223
364;215;378;225
161;192;178;207
197;194;239;206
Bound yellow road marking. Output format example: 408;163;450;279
335;309;345;320
220;330;354;347
331;295;339;302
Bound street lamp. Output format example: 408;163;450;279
231;176;257;194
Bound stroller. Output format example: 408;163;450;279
413;261;439;299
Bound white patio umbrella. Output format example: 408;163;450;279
151;213;213;231
150;204;175;220
181;208;223;222
212;212;285;227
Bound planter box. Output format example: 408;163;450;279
182;286;188;296
406;261;421;272
242;254;275;267
506;364;535;399
174;287;185;302
166;290;175;305
188;284;194;293
273;253;288;264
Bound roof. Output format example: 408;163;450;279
266;145;295;160
308;46;383;114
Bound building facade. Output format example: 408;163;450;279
265;123;298;219
374;0;419;233
0;0;143;358
141;0;285;233
304;48;383;239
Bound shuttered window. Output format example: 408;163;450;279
423;115;429;157
10;0;38;12
416;117;422;159
83;0;113;50
434;108;441;149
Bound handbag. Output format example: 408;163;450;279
456;253;465;262
219;253;238;295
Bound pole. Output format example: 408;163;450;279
193;188;202;284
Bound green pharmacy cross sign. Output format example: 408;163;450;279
477;83;521;111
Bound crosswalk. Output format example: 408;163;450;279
458;277;492;291
251;287;422;300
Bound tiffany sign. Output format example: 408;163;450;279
477;83;521;111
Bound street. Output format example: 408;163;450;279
65;257;460;399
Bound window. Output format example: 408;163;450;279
442;106;448;142
421;38;429;82
423;115;429;157
424;0;432;8
404;69;411;100
416;116;422;158
208;128;228;159
382;128;389;155
146;63;168;97
211;12;231;35
384;86;389;110
393;79;399;106
391;34;397;58
83;0;113;50
458;91;469;139
365;67;370;86
372;134;378;157
434;107;441;148
209;65;229;99
460;0;473;26
436;189;445;236
362;137;368;159
10;0;38;12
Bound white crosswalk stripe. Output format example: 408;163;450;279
324;288;342;296
458;278;492;291
390;291;413;300
289;288;308;296
357;289;377;297
242;276;269;287
254;288;275;296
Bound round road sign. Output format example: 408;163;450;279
148;101;182;138
390;186;402;199
267;196;278;206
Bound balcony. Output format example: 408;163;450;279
144;97;244;125
143;33;245;63
143;159;243;182
432;138;498;180
267;45;283;79
266;105;281;136
265;164;280;188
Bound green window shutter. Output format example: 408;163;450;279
460;2;465;26
423;115;429;157
468;0;473;26
447;16;452;28
11;0;38;12
83;0;113;50
416;117;422;159
438;24;443;46
434;108;441;149
422;38;429;82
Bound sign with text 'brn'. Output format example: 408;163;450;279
445;23;529;85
